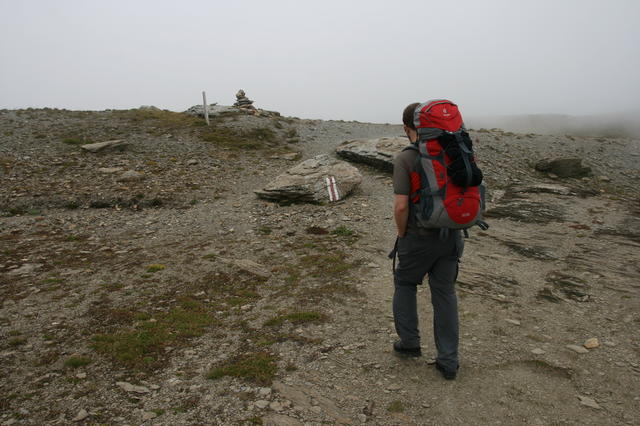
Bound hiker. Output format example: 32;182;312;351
390;101;485;380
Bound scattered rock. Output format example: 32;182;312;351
269;152;299;161
505;319;521;326
116;381;150;394
6;263;43;276
142;411;158;421
534;158;592;178
255;400;270;409
98;167;124;174
263;414;304;426
80;140;128;153
566;344;589;354
531;348;546;355
336;137;407;172
258;387;272;396
507;241;556;260
269;401;283;411
255;154;362;203
546;271;590;302
72;409;89;422
218;258;271;279
187;159;198;166
117;170;144;182
583;338;600;349
387;383;402;391
577;395;601;409
536;287;564;303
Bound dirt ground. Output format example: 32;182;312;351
1;107;639;425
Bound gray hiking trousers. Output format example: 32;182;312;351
392;231;463;371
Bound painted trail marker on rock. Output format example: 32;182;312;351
326;176;341;202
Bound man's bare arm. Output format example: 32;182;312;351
394;194;409;237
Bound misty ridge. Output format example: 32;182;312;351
466;112;640;138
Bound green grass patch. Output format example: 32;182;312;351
64;355;92;369
332;225;355;237
299;251;355;278
8;337;27;347
61;136;90;145
91;298;215;371
112;108;201;129
200;126;277;150
264;311;326;327
206;351;278;385
146;264;166;273
387;400;404;413
257;226;272;235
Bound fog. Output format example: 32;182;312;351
1;0;639;131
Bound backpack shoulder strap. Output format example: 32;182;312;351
402;143;418;152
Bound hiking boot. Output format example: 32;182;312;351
393;340;422;358
435;362;458;380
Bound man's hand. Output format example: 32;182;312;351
394;194;409;237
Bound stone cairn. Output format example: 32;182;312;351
233;89;255;109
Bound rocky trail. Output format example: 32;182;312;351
0;107;639;425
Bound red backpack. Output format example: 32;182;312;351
405;100;488;233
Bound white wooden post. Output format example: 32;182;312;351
202;91;210;126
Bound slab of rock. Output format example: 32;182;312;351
566;344;589;354
7;263;43;276
255;154;362;203
508;183;573;196
255;400;270;409
485;200;566;224
336;137;407;172
577;395;601;409
98;167;124;174
116;381;150;394
72;409;89;422
116;170;145;182
218;258;271;279
184;104;237;117
81;140;128;153
535;158;591;178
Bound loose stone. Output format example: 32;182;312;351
566;344;589;354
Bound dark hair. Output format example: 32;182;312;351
402;102;420;130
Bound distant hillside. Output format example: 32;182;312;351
466;112;640;138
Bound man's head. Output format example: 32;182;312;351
403;102;419;142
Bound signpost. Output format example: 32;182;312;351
202;91;210;126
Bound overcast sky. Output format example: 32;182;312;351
1;0;639;123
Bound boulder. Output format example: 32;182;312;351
183;104;237;117
255;154;362;203
534;158;591;178
336;137;407;172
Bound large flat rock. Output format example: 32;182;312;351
255;154;362;203
336;137;408;172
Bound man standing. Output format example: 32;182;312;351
391;102;464;380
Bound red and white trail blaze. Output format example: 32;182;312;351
325;176;340;202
